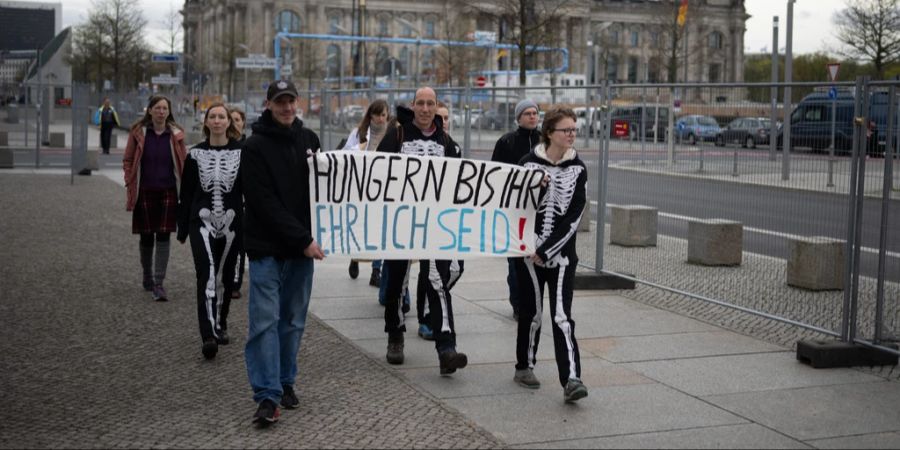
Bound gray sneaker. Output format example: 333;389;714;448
514;369;541;389
386;338;404;365
564;378;588;403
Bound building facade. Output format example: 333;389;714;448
181;0;748;95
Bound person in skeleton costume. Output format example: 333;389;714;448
342;100;390;288
123;95;188;302
177;103;244;360
376;87;468;375
513;107;589;403
228;106;247;300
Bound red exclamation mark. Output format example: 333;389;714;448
518;218;527;251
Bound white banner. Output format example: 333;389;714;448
309;152;545;260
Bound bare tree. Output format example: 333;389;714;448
434;3;488;87
158;2;183;56
69;0;150;91
834;0;900;79
462;0;572;86
99;0;148;90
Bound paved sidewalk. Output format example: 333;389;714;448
3;171;900;448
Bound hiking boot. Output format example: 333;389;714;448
564;379;588;403
417;324;434;341
514;369;541;389
386;338;404;365
439;350;468;375
142;276;153;291
216;330;230;345
152;284;168;302
281;384;299;410
369;268;381;287
348;260;360;279
252;399;280;427
201;338;218;360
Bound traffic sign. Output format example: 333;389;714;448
826;62;840;82
151;74;180;85
475;75;486;87
236;57;277;70
152;54;181;63
828;86;838;100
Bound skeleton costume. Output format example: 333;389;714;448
376;105;465;354
177;138;243;346
515;143;587;387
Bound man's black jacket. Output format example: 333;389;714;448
491;126;541;166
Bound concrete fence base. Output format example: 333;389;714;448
85;150;99;171
0;148;13;168
787;236;845;291
49;132;65;148
578;203;591;232
610;205;658;247
109;133;118;150
687;219;743;266
0;130;8;147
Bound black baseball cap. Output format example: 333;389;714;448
266;80;299;101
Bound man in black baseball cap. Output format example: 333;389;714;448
241;79;325;427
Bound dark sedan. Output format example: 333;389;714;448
715;117;775;149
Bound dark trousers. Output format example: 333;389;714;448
189;225;241;342
384;259;463;352
100;121;114;154
514;258;581;387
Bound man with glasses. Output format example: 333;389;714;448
376;87;468;376
491;99;541;321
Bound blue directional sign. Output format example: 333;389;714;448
828;87;838;100
152;54;181;63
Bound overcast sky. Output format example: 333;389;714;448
41;0;849;55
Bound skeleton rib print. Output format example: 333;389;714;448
400;139;447;157
190;148;241;238
524;162;584;267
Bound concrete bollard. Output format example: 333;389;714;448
610;205;658;247
787;236;845;291
49;132;65;148
688;219;742;266
578;202;591;232
109;133;118;150
0;130;7;146
0;148;13;168
85;149;99;171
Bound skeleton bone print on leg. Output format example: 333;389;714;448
401;139;449;157
192;148;241;336
524;163;584;268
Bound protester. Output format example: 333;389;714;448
241;80;325;427
228;105;247;300
513;107;588;403
95;98;120;154
376;87;467;375
123;95;187;302
177;103;243;360
492;99;541;320
342;100;389;287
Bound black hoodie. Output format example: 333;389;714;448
376;105;461;158
491;126;541;166
240;109;321;259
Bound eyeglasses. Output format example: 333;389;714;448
552;128;578;136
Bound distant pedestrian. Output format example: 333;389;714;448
230;106;247;142
177;103;243;360
513;107;589;403
241;80;325;427
123;95;187;302
95;98;120;154
341;100;389;287
492;99;541;320
228;105;247;300
376;87;467;375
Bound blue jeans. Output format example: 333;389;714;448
245;256;314;405
372;259;382;271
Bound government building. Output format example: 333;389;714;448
181;0;748;96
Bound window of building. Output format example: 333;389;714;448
708;31;724;49
275;10;302;33
378;16;389;36
400;16;414;37
708;63;721;82
422;48;435;75
425;18;436;38
399;47;410;76
329;14;344;34
627;56;638;83
326;44;341;79
651;31;660;47
608;29;619;45
630;30;639;47
606;54;619;81
647;58;660;83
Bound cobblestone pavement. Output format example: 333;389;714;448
0;174;503;449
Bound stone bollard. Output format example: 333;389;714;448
0;148;13;168
85;149;99;170
109;133;118;150
49;132;65;148
578;202;591;232
610;205;658;247
0;130;7;146
787;236;845;291
688;219;742;266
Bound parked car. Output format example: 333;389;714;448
331;104;365;129
715;117;774;148
475;106;515;130
606;105;670;141
573;107;601;136
673;115;721;145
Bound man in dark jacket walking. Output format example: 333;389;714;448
377;87;468;376
241;80;325;427
491;99;541;320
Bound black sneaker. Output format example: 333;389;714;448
216;330;230;345
386;337;404;365
348;260;360;279
564;379;588;403
439;350;468;375
281;384;299;410
369;268;381;287
252;399;280;427
201;338;218;360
